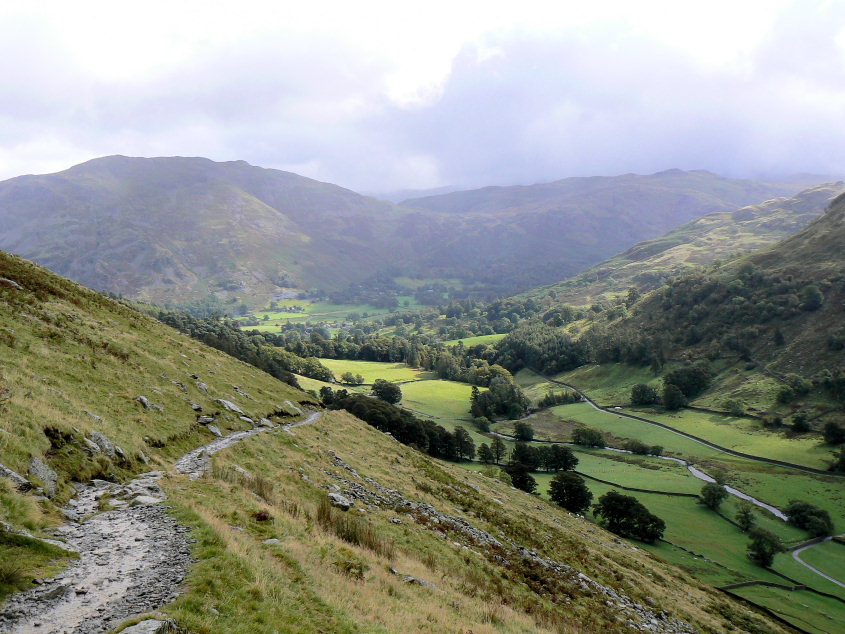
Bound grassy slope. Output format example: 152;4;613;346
1;252;799;631
518;183;842;307
160;409;793;633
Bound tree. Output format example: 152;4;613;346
625;286;641;307
453;426;475;461
319;386;335;405
571;427;605;447
372;379;402;404
478;443;494;465
513;421;534;441
736;500;755;532
491;437;507;465
631;384;658;406
662;383;686;411
340;371;357;385
800;284;823;311
510;442;540;472
592;491;665;543
548;444;578;471
549;472;593;513
791;412;810;433
747;528;784;567
354;374;365;385
823;422;845;445
505;464;537;493
700;482;728;510
785;500;834;536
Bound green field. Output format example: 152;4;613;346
319;359;433;384
623;407;835;470
238;297;424;331
555;363;662;405
798;541;845;588
441;333;506;346
399;379;476;420
730;584;845;634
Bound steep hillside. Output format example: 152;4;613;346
520;182;843;307
0;156;403;304
400;170;812;291
0;252;793;632
0;159;816;306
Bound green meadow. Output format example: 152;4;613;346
441;333;506;346
319;358;434;383
399;379;476;420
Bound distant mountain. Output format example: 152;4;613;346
518;182;844;307
0;155;405;304
399;169;814;294
369;185;460;203
0;158;819;305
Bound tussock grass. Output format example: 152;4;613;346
317;495;395;559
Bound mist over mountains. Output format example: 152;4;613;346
0;156;819;305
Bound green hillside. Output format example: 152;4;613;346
0;251;796;632
0;158;816;307
521;182;843;307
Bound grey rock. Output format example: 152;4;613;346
88;432;115;458
328;492;353;511
0;463;32;492
196;381;209;394
206;425;222;438
401;575;439;590
83;410;103;423
82;438;101;455
263;538;279;545
196;415;215;425
216;399;244;415
284;400;303;416
256;418;273;427
0;277;23;290
239;416;255;425
135;395;151;409
114;445;126;461
121;619;174;633
190;403;202;411
150;404;164;413
28;457;57;498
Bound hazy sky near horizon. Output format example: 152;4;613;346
1;0;844;192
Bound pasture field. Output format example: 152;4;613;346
554;363;662;405
544;402;724;459
239;297;424;330
293;374;343;395
730;585;845;634
622;407;834;470
399;379;476;420
797;541;845;587
441;333;506;346
776;549;845;597
571;450;706;494
319;359;434;384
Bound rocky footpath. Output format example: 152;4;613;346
0;474;191;634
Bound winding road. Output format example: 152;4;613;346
792;536;845;590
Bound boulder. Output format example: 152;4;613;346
121;618;177;633
0;463;32;492
190;403;202;411
88;431;115;458
114;445;126;461
196;381;209;394
28;457;57;498
328;492;353;511
206;425;222;438
82;437;101;455
196;415;215;425
256;418;274;427
83;409;103;423
216;399;244;415
135;395;151;409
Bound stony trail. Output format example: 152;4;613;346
0;410;321;633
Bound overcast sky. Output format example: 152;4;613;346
1;0;844;192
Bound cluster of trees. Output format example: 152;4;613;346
470;378;529;420
493;323;591;374
372;379;402;404
592;491;665;543
322;391;476;462
153;310;336;387
785;500;834;536
538;390;581;408
571;427;605;447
